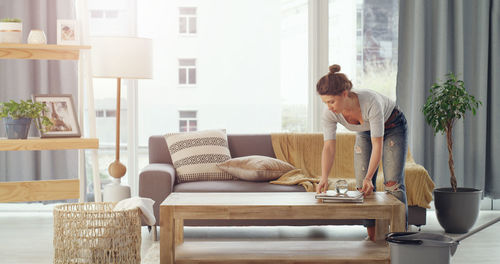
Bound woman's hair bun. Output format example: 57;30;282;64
329;64;341;74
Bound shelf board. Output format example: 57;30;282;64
0;43;90;60
175;240;389;263
0;179;79;203
0;137;98;151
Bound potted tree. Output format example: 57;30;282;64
0;18;22;43
422;72;482;233
0;99;52;139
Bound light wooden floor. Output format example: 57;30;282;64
0;207;498;263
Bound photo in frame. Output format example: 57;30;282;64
56;19;79;45
32;94;81;138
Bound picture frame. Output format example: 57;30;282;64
32;94;81;138
56;19;79;45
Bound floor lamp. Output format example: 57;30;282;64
91;36;153;202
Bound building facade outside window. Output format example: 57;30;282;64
95;109;104;117
178;59;197;85
179;7;197;35
179;110;198;132
95;109;120;118
105;109;116;117
90;9;119;19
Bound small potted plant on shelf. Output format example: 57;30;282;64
422;72;482;233
0;99;52;139
0;18;22;43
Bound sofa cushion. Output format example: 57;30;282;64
217;155;295;181
165;129;234;183
174;180;306;192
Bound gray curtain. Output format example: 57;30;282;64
397;0;500;198
0;0;79;185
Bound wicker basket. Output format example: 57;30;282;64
53;202;141;264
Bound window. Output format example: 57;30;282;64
178;59;196;85
179;111;197;132
179;7;197;35
83;0;399;201
90;10;104;18
329;0;399;132
329;0;398;100
105;109;116;117
96;110;104;117
90;9;119;19
96;109;121;118
136;0;309;196
105;10;119;18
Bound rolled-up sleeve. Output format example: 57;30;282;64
322;109;337;140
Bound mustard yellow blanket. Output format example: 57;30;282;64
269;133;435;208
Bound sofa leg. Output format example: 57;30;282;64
153;225;158;241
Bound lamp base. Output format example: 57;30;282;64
103;178;131;202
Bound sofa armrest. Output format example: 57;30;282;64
404;162;435;209
139;163;176;226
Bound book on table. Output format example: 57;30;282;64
315;190;364;203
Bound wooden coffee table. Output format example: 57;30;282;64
160;192;405;264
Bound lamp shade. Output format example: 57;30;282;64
91;36;153;79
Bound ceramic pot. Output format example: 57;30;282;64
27;29;47;44
3;117;32;139
434;187;482;233
0;22;23;43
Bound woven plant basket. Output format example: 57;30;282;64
53;202;141;264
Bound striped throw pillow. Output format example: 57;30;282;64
165;129;234;183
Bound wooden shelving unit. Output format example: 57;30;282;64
0;138;99;202
0;43;90;60
0;179;80;203
0;43;98;203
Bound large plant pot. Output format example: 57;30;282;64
3;117;32;139
434;187;482;233
0;22;23;43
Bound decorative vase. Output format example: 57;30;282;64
0;22;22;43
27;29;46;44
434;187;482;233
3;117;31;139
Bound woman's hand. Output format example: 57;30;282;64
316;178;329;193
361;178;374;196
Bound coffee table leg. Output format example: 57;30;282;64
160;206;175;264
175;219;184;246
390;203;405;232
375;219;389;241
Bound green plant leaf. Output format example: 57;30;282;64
422;72;483;189
0;99;53;130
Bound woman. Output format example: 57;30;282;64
315;64;408;241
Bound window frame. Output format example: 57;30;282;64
178;58;197;86
178;7;197;36
178;110;198;132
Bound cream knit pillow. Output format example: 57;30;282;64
165;129;234;183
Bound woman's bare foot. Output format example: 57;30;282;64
367;226;375;242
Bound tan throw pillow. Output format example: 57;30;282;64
165;129;234;183
217;155;295;182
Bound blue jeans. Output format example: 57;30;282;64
354;107;408;229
